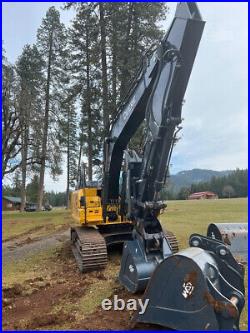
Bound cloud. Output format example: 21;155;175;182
167;2;248;175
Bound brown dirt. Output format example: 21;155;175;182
2;243;89;330
71;287;166;331
2;241;164;331
3;225;45;243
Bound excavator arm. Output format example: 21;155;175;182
103;3;204;213
117;2;205;295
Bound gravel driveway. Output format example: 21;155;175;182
2;229;70;265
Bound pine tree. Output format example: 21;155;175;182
16;44;44;210
99;3;109;139
36;6;67;209
59;99;78;207
63;2;168;177
26;174;40;203
69;4;103;180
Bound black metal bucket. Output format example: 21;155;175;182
134;238;245;331
207;223;248;264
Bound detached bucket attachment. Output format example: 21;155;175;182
207;223;248;264
134;235;245;331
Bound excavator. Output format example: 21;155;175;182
70;3;247;330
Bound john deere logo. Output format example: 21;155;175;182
182;281;194;298
129;264;135;273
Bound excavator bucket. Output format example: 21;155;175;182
207;223;248;264
134;235;245;331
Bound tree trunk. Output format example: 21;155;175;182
99;3;109;139
66;105;70;208
20;94;31;212
119;3;133;100
111;13;118;121
86;24;93;181
77;142;82;188
20;153;27;211
37;31;53;210
132;5;139;72
20;109;29;211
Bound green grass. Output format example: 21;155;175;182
2;209;71;241
77;257;120;315
160;198;247;249
2;246;60;287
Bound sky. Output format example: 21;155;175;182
2;2;248;192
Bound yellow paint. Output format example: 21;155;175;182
70;187;130;226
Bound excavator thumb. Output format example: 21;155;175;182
134;235;245;330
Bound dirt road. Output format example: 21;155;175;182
2;229;69;265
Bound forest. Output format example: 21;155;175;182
161;169;248;200
2;3;169;210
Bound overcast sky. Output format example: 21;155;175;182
2;2;248;192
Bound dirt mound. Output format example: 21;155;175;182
95;272;107;281
56;240;72;259
3;225;45;243
2;272;89;330
2;242;90;331
24;313;75;329
3;284;23;298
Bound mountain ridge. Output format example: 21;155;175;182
169;168;232;192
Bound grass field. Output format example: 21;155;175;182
161;198;248;249
2;198;248;330
2;209;71;242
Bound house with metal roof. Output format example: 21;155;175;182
2;196;22;211
188;191;218;200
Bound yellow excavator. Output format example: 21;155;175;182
70;177;133;272
70;165;178;272
70;3;247;330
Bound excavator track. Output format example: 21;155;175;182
71;227;108;273
164;229;179;254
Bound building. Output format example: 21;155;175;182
2;196;22;211
188;191;218;200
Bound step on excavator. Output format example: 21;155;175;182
70;3;247;330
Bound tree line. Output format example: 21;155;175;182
4;168;247;207
3;176;66;207
2;3;168;210
161;169;248;200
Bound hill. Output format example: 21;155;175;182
169;169;232;193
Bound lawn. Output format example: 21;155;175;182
161;198;247;249
2;209;71;242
